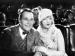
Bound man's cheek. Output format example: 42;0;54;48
30;22;34;25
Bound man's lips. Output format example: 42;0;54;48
25;25;31;27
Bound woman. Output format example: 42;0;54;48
33;8;67;56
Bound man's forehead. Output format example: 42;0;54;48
22;12;34;18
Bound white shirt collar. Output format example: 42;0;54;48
19;27;27;40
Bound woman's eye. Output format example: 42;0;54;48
50;17;52;20
49;16;53;20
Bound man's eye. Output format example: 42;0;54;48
30;18;34;21
23;18;28;20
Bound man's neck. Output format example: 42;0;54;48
20;26;30;32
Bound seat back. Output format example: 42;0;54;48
70;24;75;51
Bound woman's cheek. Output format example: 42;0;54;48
43;21;46;25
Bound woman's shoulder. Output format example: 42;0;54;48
53;26;62;33
54;27;64;39
52;26;63;38
32;28;40;37
56;28;62;34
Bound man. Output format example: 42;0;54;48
0;8;41;56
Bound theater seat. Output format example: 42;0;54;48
70;24;75;56
0;26;7;49
0;26;7;32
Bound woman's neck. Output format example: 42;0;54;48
41;27;49;33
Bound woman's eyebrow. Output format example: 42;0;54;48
46;16;51;18
45;16;52;19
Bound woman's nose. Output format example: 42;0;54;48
47;18;51;22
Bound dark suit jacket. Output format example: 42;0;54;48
0;24;42;56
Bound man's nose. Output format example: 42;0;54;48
27;21;30;24
27;20;31;24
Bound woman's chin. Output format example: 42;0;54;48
44;26;50;29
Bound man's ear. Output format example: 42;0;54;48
18;18;21;23
33;20;35;24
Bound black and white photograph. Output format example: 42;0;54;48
0;0;75;56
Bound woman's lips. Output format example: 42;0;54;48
46;24;50;26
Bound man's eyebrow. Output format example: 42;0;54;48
22;17;28;19
31;18;34;20
46;16;51;18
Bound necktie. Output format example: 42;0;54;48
22;31;29;35
20;32;28;51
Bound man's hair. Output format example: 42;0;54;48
18;8;33;20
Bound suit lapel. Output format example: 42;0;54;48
26;29;35;52
12;24;23;44
13;25;35;52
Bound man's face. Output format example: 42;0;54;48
41;16;53;29
19;12;34;31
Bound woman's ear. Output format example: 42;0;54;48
40;21;44;28
40;21;43;26
51;21;53;25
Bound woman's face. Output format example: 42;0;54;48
41;15;53;29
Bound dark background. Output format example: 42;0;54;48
0;1;75;56
0;0;75;26
0;0;75;9
0;0;75;7
0;0;75;18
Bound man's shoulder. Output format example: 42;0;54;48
3;24;19;33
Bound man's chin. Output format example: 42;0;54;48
24;28;31;31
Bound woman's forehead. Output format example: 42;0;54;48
43;15;52;19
